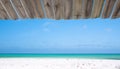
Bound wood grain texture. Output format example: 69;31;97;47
72;0;82;19
21;0;43;18
112;0;120;18
20;0;33;18
1;0;18;19
102;0;116;18
0;0;120;19
12;0;27;18
63;0;73;19
91;0;104;18
43;0;54;19
0;2;9;19
53;0;64;19
28;0;43;18
81;0;93;18
35;0;44;18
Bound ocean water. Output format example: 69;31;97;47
0;54;120;59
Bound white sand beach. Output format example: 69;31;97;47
0;58;120;69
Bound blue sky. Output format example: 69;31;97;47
0;18;120;53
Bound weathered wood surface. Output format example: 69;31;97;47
0;1;9;19
63;0;73;19
91;0;104;18
35;0;44;18
12;0;27;18
43;0;54;19
81;0;93;18
21;0;43;18
20;0;33;18
1;0;18;19
0;0;120;20
53;0;64;19
72;0;82;19
102;0;116;18
112;0;120;18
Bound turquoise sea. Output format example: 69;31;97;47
0;54;120;59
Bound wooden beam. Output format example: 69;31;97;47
81;0;93;18
28;0;43;18
102;0;116;18
11;0;27;18
35;0;44;18
0;0;119;19
43;0;54;19
91;0;104;18
112;0;120;18
0;1;9;19
29;0;44;18
53;0;64;19
20;0;33;18
21;0;43;18
63;0;73;19
1;0;18;19
72;0;82;19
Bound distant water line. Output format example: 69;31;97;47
0;53;120;60
0;53;120;59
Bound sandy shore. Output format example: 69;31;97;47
0;58;120;69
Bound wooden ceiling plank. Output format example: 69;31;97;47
91;0;104;18
81;0;93;18
53;0;64;19
12;0;27;18
112;0;120;18
0;1;9;19
72;0;82;19
20;0;37;18
102;0;116;18
20;0;29;18
0;0;119;20
43;0;54;19
35;0;44;18
29;0;42;18
63;0;73;19
20;0;33;18
1;0;18;19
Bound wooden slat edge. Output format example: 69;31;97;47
1;0;18;19
35;0;44;18
63;0;73;19
112;0;120;18
0;1;9;19
12;0;27;18
102;0;116;18
81;0;93;18
72;0;82;19
43;0;54;19
91;0;104;18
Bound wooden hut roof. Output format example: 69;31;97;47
0;0;120;20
